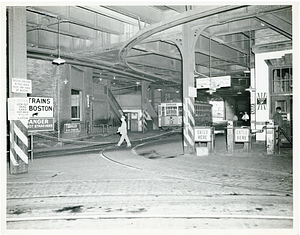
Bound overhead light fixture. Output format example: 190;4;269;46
206;37;217;95
206;88;216;94
245;86;255;92
237;91;242;95
53;18;65;65
244;30;252;74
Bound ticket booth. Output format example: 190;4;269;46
123;110;142;132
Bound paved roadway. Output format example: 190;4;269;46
4;133;297;234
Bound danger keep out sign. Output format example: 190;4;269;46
28;97;53;118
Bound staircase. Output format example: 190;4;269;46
107;87;123;125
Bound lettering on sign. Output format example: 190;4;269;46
194;128;211;141
8;98;29;120
28;97;53;117
28;118;54;131
196;76;231;89
12;78;32;93
64;123;81;133
234;128;249;142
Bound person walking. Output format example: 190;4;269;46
273;107;283;127
116;115;131;147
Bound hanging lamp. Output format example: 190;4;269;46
245;30;256;92
206;37;216;94
244;30;251;74
53;18;66;65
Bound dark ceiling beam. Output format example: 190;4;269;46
200;31;249;55
120;5;246;57
27;24;92;40
76;6;139;26
164;5;187;13
119;5;248;78
103;5;164;24
26;6;123;35
128;60;181;75
27;46;182;84
206;18;266;37
127;49;181;61
27;49;156;83
255;14;292;39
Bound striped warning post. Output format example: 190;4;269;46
10;119;28;174
183;97;195;153
142;110;149;132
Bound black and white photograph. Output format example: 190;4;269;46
1;2;299;234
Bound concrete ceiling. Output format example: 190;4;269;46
25;5;293;97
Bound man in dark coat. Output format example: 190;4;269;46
273;107;283;127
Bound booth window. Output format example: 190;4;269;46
71;89;82;121
272;67;292;93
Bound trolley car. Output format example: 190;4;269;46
158;101;212;128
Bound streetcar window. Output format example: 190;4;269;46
166;106;177;116
162;106;165;116
178;106;182;116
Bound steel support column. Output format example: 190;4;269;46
182;24;195;154
141;81;150;134
8;7;29;174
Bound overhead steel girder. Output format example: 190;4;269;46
77;6;140;26
26;6;124;35
119;5;247;71
206;18;266;37
255;14;292;39
119;5;292;80
104;5;164;24
26;50;155;83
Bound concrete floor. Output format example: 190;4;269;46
4;131;298;234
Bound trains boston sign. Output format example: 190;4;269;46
28;97;54;131
28;97;53;117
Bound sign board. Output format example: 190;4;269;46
194;128;212;142
28;97;53;118
8;98;29;120
196;78;210;89
196;76;231;89
64;123;81;133
234;128;250;142
189;87;197;97
12;78;32;94
28;118;54;132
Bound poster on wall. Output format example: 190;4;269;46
257;92;267;110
